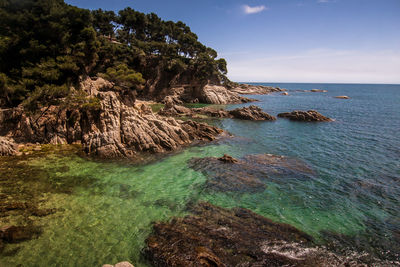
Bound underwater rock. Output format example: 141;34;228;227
0;137;18;156
0;225;41;243
188;154;314;193
278;110;332;122
102;262;134;267
145;202;393;267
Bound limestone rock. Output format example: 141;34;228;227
0;137;18;156
202;84;252;104
278;110;332;122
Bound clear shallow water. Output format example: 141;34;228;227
1;83;399;266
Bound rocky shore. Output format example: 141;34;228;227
0;77;223;158
159;103;276;121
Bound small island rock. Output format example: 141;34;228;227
278;110;332;122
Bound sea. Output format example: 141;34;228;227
1;83;399;266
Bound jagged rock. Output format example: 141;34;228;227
201;84;253;104
188;154;314;193
229;105;276;121
218;154;238;163
160;104;276;121
0;77;223;158
0;137;18;156
145;202;389;267
230;83;284;95
278;110;332;122
334;95;350;99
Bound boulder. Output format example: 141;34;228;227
278;110;332;122
310;89;328;93
218;154;238;163
334;95;350;99
0;137;18;156
229;105;276;121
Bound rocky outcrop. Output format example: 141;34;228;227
0;137;18;156
145;202;384;266
278;110;332;122
201;84;253;104
230;83;284;95
311;89;328;93
159;104;276;121
188;154;314;193
0;77;223;158
229;105;276;121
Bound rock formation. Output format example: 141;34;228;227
0;137;18;156
188;154;314;192
278;110;332;122
159;104;276;121
310;89;328;93
0;77;223;158
144;202;384;266
230;83;284;95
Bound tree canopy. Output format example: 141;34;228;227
0;0;229;109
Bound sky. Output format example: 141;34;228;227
66;0;400;84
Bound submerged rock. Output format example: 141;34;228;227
0;137;18;156
278;110;332;122
188;154;314;192
0;225;41;243
145;202;385;266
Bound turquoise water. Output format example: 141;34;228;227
1;83;399;266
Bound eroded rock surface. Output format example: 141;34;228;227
160;104;276;121
230;83;284;95
188;154;314;192
278;110;332;122
0;77;223;158
0;137;18;156
145;202;386;266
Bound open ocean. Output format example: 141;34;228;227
1;83;399;266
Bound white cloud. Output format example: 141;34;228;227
243;5;267;14
226;49;400;84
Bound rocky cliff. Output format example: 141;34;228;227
0;78;223;158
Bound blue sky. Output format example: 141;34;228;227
66;0;400;83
